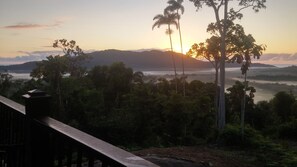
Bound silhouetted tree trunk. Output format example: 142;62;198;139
215;65;219;127
177;11;186;96
168;24;178;92
241;71;247;139
218;0;228;130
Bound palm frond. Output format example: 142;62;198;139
153;14;163;20
165;0;185;14
152;21;160;30
152;13;178;30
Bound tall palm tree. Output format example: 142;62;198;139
152;12;179;92
165;0;186;96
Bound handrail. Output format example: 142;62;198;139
0;95;25;115
40;117;157;167
0;94;158;167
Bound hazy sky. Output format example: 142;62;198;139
0;0;296;59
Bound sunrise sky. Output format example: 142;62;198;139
0;0;296;64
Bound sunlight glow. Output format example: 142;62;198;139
0;0;296;66
172;43;191;55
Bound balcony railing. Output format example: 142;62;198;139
0;90;158;167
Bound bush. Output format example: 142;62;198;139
217;124;242;147
217;124;297;167
279;119;297;140
218;124;267;149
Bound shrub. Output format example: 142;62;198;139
218;124;267;149
217;124;297;167
279;118;297;140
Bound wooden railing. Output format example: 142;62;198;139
0;90;158;167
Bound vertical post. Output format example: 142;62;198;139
23;89;51;167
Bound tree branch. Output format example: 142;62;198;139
209;0;223;35
209;59;215;68
234;1;255;14
234;4;253;14
217;0;224;11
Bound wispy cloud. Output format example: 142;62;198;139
0;50;62;65
2;21;63;30
4;23;45;29
0;48;96;65
254;53;297;65
17;50;63;57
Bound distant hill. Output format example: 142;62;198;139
86;49;274;70
0;49;274;72
86;49;211;69
0;61;37;73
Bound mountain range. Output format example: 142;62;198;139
0;49;274;72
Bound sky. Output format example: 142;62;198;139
0;0;297;65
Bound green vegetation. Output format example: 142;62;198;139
218;125;297;167
187;0;266;131
0;72;12;97
2;62;297;166
1;39;297;166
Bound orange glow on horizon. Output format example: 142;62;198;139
171;44;191;55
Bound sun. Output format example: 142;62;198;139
173;44;190;55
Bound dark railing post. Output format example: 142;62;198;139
23;89;51;167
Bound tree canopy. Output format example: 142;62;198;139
188;0;266;130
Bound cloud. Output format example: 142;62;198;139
17;50;63;57
254;53;297;65
2;21;63;30
0;50;63;65
4;23;44;29
0;48;98;65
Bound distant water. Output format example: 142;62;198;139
142;67;276;76
232;78;297;86
8;66;295;103
272;64;294;68
8;67;277;79
9;73;31;80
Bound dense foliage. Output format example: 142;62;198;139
1;61;297;166
1;62;217;146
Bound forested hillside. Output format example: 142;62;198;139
1;61;297;166
0;50;274;72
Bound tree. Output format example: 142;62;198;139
187;36;220;86
165;0;186;96
226;81;256;125
53;39;89;78
0;72;12;97
228;27;266;137
31;55;68;94
132;71;145;85
31;55;68;117
32;39;88;82
152;12;179;92
246;101;276;131
187;21;265;129
188;0;266;130
187;36;220;126
88;62;134;109
88;65;109;89
271;91;296;122
31;39;87;117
